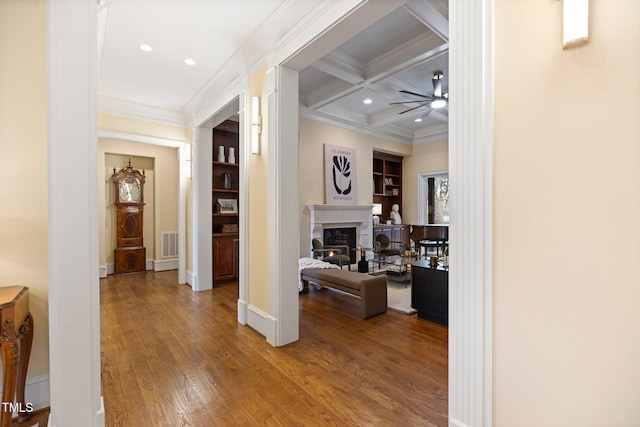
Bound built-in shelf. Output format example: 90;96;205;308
373;151;403;220
212;120;240;285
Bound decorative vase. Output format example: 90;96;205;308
222;173;232;190
218;145;225;163
228;147;235;164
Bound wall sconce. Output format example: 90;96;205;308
563;0;589;50
372;203;382;225
251;95;261;154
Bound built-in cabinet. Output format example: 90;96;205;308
372;151;403;221
212;120;239;285
372;224;409;246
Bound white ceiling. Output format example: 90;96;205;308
98;0;448;143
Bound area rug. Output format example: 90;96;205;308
386;280;417;315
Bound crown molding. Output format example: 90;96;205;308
99;95;187;127
300;106;415;145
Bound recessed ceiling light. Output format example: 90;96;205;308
363;98;372;104
139;44;152;52
415;118;423;122
184;58;196;66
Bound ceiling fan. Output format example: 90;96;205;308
390;71;448;118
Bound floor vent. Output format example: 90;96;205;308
162;232;178;258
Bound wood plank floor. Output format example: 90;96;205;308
100;271;448;426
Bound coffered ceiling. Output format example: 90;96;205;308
98;0;448;144
299;0;449;144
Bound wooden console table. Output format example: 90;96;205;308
0;286;33;426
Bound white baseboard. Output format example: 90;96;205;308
99;260;161;277
186;270;196;288
153;258;178;271
0;373;50;414
98;265;108;278
237;299;248;325
247;305;276;344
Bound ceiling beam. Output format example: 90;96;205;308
366;33;448;83
304;78;360;110
311;50;366;85
404;0;449;42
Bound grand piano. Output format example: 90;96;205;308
410;224;449;258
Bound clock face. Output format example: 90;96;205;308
119;177;141;202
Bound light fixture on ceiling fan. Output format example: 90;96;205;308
390;71;448;118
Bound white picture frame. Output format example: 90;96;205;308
324;144;357;205
217;198;238;213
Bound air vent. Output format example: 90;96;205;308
161;232;178;258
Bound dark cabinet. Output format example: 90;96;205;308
212;120;239;285
212;236;239;281
411;260;448;326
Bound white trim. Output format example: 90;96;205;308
153;258;179;271
98;129;183;148
97;129;188;284
186;270;195;288
448;0;493;426
98;265;108;278
99;95;187;127
47;0;104;425
246;305;276;344
237;91;249;325
267;66;300;347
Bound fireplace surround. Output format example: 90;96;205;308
304;205;373;260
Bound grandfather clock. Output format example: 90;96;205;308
112;160;146;274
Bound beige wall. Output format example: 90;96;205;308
98;114;185;270
247;65;269;310
298;118;412;252
0;0;49;379
403;138;448;225
494;0;640;424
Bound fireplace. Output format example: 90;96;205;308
304;205;373;261
323;227;357;263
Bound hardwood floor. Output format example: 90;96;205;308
100;271;448;426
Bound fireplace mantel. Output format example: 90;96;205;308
303;204;373;258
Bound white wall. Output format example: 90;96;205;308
494;0;640;424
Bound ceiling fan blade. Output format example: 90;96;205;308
399;90;431;99
399;103;429;114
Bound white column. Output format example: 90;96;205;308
449;1;494;426
267;66;300;346
47;0;104;425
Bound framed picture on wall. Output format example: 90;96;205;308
324;143;357;205
217;198;238;213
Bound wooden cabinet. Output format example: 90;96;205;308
373;224;409;245
372;152;403;221
212;120;239;285
213;236;239;281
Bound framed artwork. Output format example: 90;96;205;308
324;144;357;205
217;198;238;213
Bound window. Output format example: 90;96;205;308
418;172;449;224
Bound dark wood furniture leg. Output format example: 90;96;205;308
16;313;33;423
0;322;18;427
